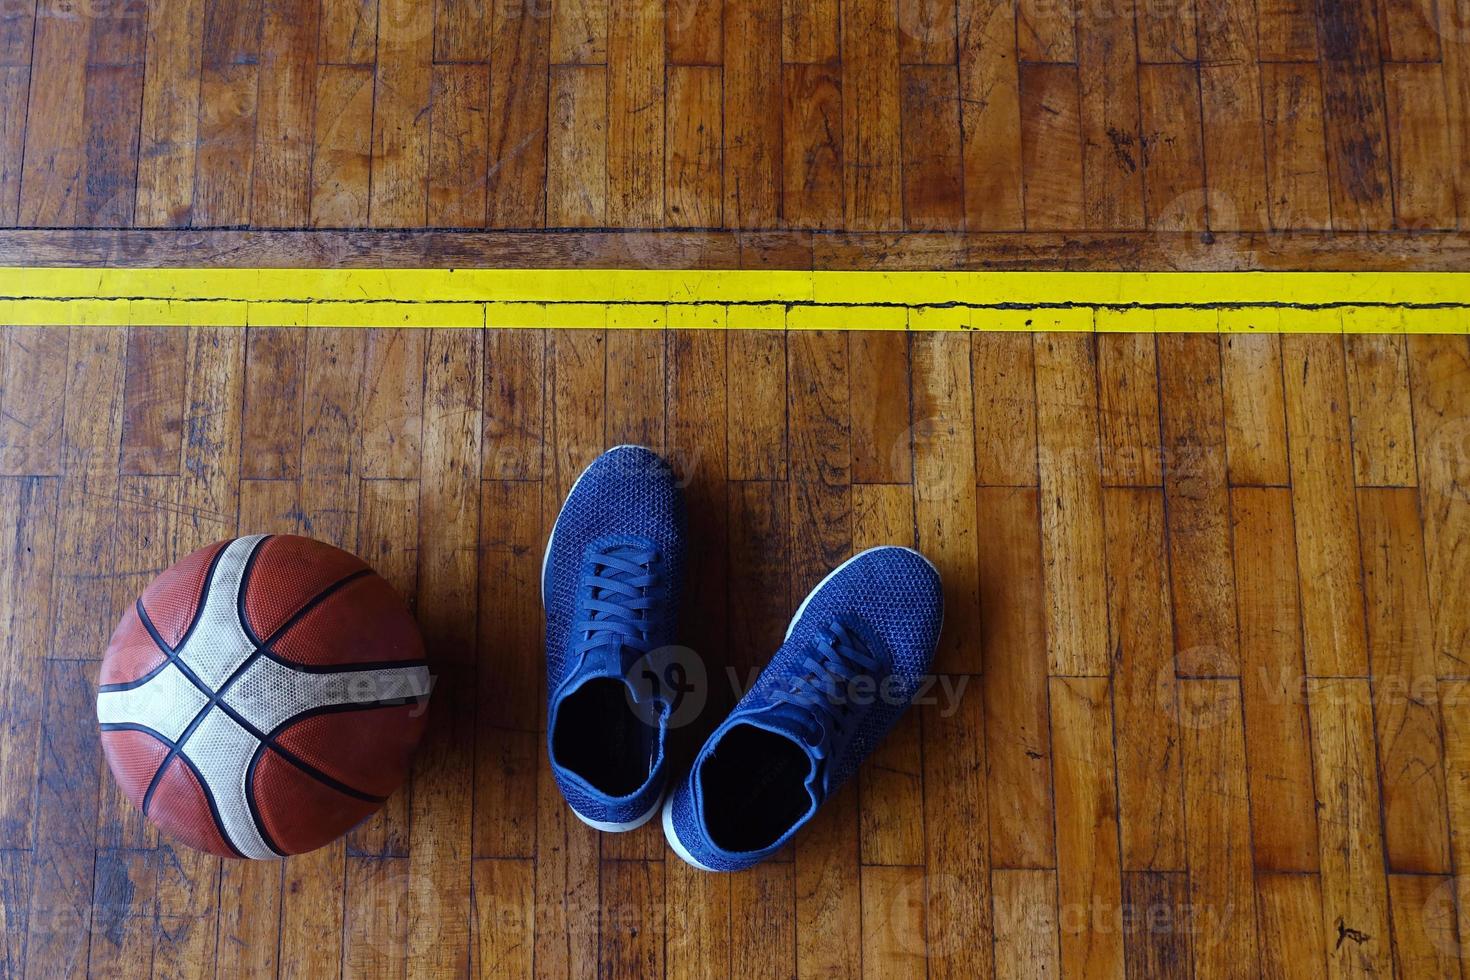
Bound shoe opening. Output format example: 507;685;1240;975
700;724;814;853
551;678;658;797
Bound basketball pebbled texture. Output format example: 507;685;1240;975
97;534;431;859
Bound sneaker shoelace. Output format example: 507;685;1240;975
572;545;661;662
770;618;880;761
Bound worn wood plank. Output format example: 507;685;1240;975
1019;64;1085;232
1345;334;1417;486
667;66;723;228
309;64;375;228
960;0;1023;230
1096;333;1162;486
1221;333;1291;486
428;65;490;229
992;869;1061;980
842;0;902;231
726;0;782;227
486;0;549;228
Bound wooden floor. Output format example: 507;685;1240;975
1;0;1467;234
0;326;1465;978
4;0;1470;976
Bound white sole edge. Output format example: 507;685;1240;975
571;789;665;833
662;794;718;872
784;545;940;642
540;444;650;609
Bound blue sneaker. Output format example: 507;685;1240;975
662;546;943;871
543;445;686;832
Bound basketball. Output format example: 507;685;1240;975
96;534;431;859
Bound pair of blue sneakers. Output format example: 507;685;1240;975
542;446;943;872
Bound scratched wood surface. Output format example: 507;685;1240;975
0;325;1467;979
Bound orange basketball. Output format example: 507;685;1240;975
96;535;431;858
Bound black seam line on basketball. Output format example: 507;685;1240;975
264;696;427;739
259;742;388;804
235;534;272;648
174;536;258;654
173;749;251;860
255;566;375;649
253;649;428;676
99;722;177;747
97;604;177;692
243;741;286;857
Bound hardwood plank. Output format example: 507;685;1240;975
1259;0;1319;60
782;63;843;230
901;66;964;231
971;334;1037;487
667;66;723;228
87;850;159;978
1256;873;1329;980
50;326;126;662
731;865;796;977
1387;874;1459;980
1139;65;1206;231
215;859;282;977
1377;0;1440;62
1282;335;1370;677
321;0;378;64
1180;679;1260;979
1262;63;1332;231
1440;678;1470;975
193;65;259;227
1121;871;1191;979
668;0;721;63
1105;488;1185;872
298;328;366;549
135;0;205;227
343;856;409;975
854;483;922;867
1035;334;1109;676
551;0;606;62
1198;0;1271;223
428;65;490;228
251;0;318;226
472;858;534;976
992;869;1061;980
1384;62;1456;229
786;330;860;977
406;329;481;977
1407;337;1470;677
959;0;1023;229
547;66;608;228
1051;676;1125;980
483;330;546;480
18;6;86;226
600;860;664;978
1019;64;1085;231
0;477;57;848
861;865;927;978
1016;0;1075;61
1159;335;1240;676
783;0;838;63
1078;0;1144;229
725;0;782;227
1232;488;1320;872
1097;333;1162;486
607;0;663;227
848;333;911;484
0;326;68;475
979;488;1054;870
0;67;26;225
666;857;732;978
606;329;665;450
371;0;434;227
922;683;993;979
842;0;902;230
1358;487;1452;873
899;0;956;63
26;661;103;978
79;63;144;227
1221;333;1291;486
310;65;375;228
359;330;425;480
486;0;550;228
0;0;34;66
1316;0;1395;230
1308;677;1394;978
241;328;305;480
1136;0;1196;60
912;333;981;674
346;476;418;857
436;0;491;62
474;483;539;862
1345;334;1417;486
728;332;788;480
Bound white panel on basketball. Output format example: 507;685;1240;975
225;658;433;734
184;707;275;859
96;664;211;742
175;534;267;690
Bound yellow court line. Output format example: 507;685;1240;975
1;268;1467;333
